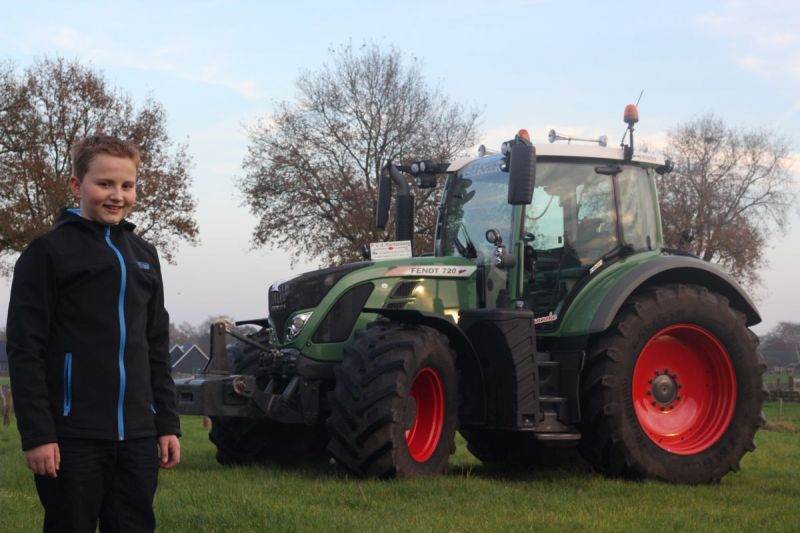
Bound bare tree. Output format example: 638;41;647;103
240;43;480;265
168;322;194;348
659;114;795;289
0;57;198;273
761;322;800;353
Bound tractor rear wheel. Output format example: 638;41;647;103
326;320;459;478
208;329;329;466
579;284;765;483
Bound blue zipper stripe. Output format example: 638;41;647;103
63;352;72;416
105;228;127;441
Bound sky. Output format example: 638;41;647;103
0;0;798;336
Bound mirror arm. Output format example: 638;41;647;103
388;164;410;195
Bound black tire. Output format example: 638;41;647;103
208;329;329;466
326;320;459;478
579;284;766;484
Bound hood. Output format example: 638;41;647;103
268;261;373;341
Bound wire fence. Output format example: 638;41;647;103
765;375;800;402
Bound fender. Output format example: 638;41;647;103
364;307;487;423
364;307;480;363
587;255;761;334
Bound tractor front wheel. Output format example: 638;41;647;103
326;320;459;478
579;284;765;484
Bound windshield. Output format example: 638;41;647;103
523;160;659;322
436;157;660;321
437;157;512;265
525;161;618;267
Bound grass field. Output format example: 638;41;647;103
764;372;796;386
1;403;798;532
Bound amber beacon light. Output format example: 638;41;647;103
624;104;639;125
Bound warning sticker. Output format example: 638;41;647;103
370;241;413;260
534;312;558;325
384;265;477;278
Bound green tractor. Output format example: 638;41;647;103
175;106;765;483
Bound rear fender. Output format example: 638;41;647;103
584;255;760;334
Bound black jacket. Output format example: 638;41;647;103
7;209;180;450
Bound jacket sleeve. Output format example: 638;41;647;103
146;248;181;437
7;239;59;450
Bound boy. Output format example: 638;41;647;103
7;135;181;532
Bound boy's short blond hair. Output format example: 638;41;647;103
71;135;140;180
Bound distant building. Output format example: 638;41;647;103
172;344;209;376
0;341;204;378
0;340;7;375
169;344;186;367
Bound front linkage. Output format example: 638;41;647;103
174;319;331;425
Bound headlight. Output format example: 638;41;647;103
286;311;313;340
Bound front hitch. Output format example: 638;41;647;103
173;319;319;424
206;318;272;373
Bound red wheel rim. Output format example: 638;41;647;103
406;367;445;462
632;324;736;455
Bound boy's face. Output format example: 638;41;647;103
68;154;137;226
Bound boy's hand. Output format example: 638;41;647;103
158;435;180;469
24;443;60;478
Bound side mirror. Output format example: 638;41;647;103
375;172;391;229
656;159;674;175
508;133;536;205
485;228;516;268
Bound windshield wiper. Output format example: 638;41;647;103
454;223;477;259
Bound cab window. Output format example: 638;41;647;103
617;167;658;252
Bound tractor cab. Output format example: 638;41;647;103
436;142;667;326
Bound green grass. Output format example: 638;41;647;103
1;404;798;532
763;372;796;386
0;376;9;386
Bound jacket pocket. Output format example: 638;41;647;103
63;352;73;416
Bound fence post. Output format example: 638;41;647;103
1;384;12;427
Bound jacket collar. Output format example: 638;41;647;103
55;208;137;234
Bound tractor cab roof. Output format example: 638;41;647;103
448;143;667;174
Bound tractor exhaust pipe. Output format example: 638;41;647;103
376;163;415;254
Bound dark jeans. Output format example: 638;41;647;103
34;437;159;533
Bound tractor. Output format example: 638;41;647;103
175;105;765;483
